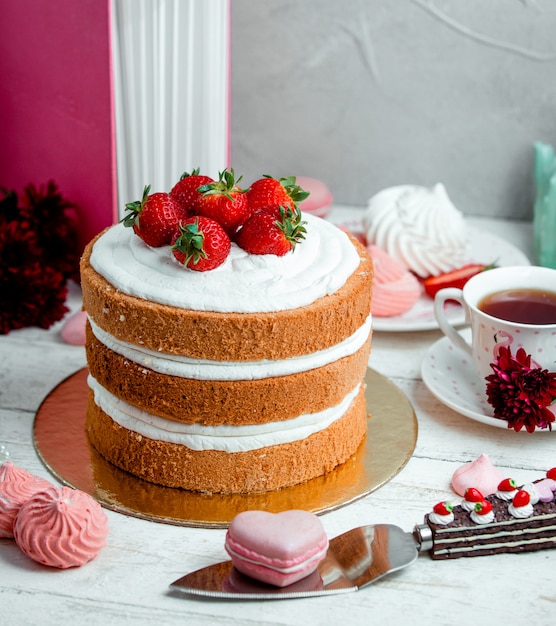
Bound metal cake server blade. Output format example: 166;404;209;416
169;524;421;600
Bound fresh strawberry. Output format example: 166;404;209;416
433;501;453;516
464;487;484;503
474;500;493;515
423;263;496;299
235;205;307;256
498;478;517;492
195;169;249;236
121;185;182;247
547;467;556;480
170;168;214;216
512;489;531;508
171;216;230;271
246;175;309;215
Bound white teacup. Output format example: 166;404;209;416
434;266;556;382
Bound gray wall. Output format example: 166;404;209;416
230;0;556;220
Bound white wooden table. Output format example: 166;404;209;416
1;211;555;626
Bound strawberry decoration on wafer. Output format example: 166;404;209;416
508;489;534;518
470;499;494;524
496;478;518;501
429;501;454;525
461;487;484;512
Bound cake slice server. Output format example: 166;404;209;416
169;523;431;600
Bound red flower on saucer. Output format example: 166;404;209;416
485;346;556;433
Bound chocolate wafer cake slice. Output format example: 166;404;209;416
417;472;556;560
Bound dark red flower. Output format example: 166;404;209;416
0;261;68;334
21;181;80;281
0;182;79;334
485;346;556;432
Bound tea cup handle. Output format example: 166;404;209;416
434;288;472;356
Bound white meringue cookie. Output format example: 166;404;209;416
365;183;468;278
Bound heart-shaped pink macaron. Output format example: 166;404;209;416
225;510;328;587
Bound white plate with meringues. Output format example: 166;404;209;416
421;328;555;433
372;226;530;332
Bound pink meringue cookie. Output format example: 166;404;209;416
367;245;421;317
451;454;505;497
0;462;52;538
13;486;109;568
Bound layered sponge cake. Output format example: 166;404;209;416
80;212;373;494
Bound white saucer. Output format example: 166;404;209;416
421;329;554;433
372;226;530;332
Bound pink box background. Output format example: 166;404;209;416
0;0;117;251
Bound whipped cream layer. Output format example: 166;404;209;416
89;315;371;381
89;375;360;452
89;213;360;313
365;183;468;277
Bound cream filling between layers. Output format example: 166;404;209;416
89;213;361;313
88;375;361;452
432;527;556;556
225;542;329;574
432;512;556;535
433;521;556;545
88;315;372;381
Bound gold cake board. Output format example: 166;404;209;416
33;368;418;528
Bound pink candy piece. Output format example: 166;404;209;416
60;310;87;345
534;478;556;502
225;510;328;588
451;454;505;497
367;245;421;317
